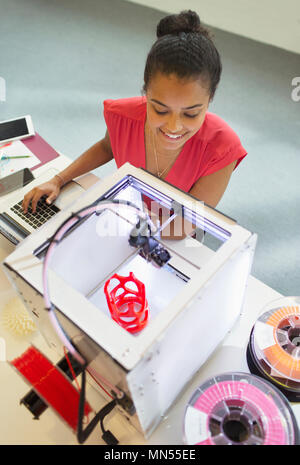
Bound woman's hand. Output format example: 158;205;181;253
20;133;113;214
22;176;63;213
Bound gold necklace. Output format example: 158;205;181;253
150;129;180;179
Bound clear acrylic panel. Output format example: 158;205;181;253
43;175;231;336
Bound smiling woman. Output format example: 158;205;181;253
144;73;211;178
22;10;247;214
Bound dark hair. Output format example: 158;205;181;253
143;10;222;99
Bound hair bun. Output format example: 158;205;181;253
156;10;210;39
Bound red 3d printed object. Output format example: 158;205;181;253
104;272;149;334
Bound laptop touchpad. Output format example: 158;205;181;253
54;181;85;210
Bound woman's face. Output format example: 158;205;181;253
146;72;211;152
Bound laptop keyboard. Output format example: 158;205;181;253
10;196;60;229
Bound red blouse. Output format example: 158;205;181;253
103;96;247;192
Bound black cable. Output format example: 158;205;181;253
77;369;118;445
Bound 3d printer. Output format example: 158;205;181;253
3;163;257;443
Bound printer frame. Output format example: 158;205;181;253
3;163;257;437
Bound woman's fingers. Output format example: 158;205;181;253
22;179;61;213
22;188;36;213
45;191;58;205
30;189;45;213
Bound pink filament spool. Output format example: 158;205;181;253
104;272;149;334
183;372;298;445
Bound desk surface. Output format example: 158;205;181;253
1;272;299;445
0;153;299;445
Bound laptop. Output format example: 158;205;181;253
0;168;85;245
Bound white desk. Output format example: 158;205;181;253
0;154;299;445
